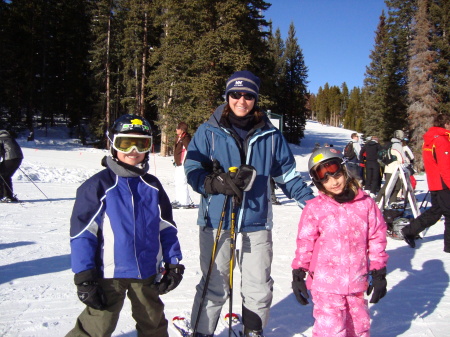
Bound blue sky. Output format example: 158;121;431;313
265;0;387;94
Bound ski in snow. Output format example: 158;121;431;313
223;313;243;337
172;316;192;337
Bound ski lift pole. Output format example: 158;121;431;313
18;167;50;200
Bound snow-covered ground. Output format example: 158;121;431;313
0;121;448;337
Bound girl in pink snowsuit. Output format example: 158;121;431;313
291;147;389;337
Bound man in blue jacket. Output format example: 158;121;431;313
67;114;184;337
185;70;314;337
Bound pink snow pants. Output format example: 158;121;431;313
310;290;370;337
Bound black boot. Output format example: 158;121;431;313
243;327;265;337
193;333;213;337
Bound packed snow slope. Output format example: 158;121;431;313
0;121;449;337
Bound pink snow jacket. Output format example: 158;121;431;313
292;189;388;295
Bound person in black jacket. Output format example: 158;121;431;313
360;136;382;198
0;130;24;202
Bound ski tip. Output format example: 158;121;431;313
225;313;239;319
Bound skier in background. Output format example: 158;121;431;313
0;129;23;203
375;130;407;206
172;121;194;209
343;132;361;180
401;114;450;252
360;136;382;198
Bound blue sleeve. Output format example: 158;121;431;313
160;224;183;264
271;133;314;208
70;179;105;274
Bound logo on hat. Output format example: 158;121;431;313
131;119;143;125
234;80;243;86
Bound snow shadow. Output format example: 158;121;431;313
0;254;71;284
20;197;76;203
371;235;449;336
0;241;34;250
265;234;448;337
266;292;314;336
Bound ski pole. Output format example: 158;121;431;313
419;190;430;210
228;193;238;337
18;167;50;200
192;193;229;336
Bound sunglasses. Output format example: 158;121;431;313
229;92;255;101
311;158;344;183
112;134;152;154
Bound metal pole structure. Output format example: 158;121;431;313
18;167;50;200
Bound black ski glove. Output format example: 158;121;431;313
367;267;387;303
74;269;106;310
204;161;256;199
154;263;185;295
292;269;309;305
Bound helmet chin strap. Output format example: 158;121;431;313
114;156;149;175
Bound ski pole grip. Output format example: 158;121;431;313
229;166;238;178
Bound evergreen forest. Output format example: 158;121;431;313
0;0;449;169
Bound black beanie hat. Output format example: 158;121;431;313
225;70;260;102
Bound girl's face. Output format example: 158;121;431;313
322;172;346;195
228;92;255;117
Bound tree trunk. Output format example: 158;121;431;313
105;8;112;149
140;11;148;117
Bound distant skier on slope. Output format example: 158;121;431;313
0;129;23;203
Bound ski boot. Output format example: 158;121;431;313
1;196;19;203
243;327;265;337
193;333;213;337
171;201;181;209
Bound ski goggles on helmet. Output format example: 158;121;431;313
112;134;152;154
310;158;344;182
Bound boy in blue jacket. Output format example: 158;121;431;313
67;114;184;337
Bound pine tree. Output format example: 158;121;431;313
282;22;308;143
407;0;439;171
344;87;363;132
87;0;123;143
429;0;450;116
149;0;271;155
265;27;286;115
363;11;390;140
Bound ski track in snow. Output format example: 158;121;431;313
0;122;449;337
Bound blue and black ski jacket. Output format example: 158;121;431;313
70;166;182;279
184;104;314;232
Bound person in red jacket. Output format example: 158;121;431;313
401;114;450;252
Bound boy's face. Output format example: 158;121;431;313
117;150;145;166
